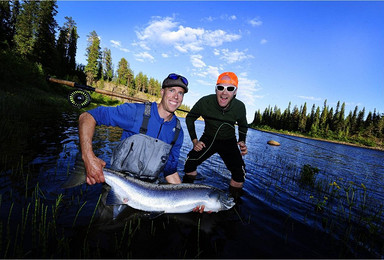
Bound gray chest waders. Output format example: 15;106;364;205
110;102;181;182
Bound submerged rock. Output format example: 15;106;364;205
267;140;280;146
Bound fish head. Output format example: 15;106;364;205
219;193;235;210
207;189;235;211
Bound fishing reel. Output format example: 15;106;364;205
68;89;92;108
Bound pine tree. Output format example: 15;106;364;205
117;57;129;85
326;107;333;135
0;1;12;49
9;0;20;49
291;105;300;132
33;0;58;73
320;99;328;133
306;104;316;132
356;108;365;135
365;111;374;136
1;1;21;49
102;48;113;81
336;102;346;137
281;102;291;130
377;114;384;138
252;110;262;126
56;17;78;76
14;0;39;58
310;107;320;136
85;30;101;84
350;106;358;135
272;105;282;129
135;72;147;93
68;26;78;72
332;101;340;132
56;27;68;76
298;102;307;133
147;77;158;96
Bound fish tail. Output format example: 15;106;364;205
61;155;87;189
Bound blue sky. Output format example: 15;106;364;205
56;1;384;122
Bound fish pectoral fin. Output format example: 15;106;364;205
105;189;124;205
148;211;165;219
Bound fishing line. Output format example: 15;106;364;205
258;129;350;158
185;122;246;162
258;129;383;195
185;117;375;186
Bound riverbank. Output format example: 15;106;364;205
254;127;384;152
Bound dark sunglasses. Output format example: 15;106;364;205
216;85;236;92
168;73;188;86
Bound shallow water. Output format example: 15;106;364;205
0;112;383;258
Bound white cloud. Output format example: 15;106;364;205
207;66;220;79
161;53;169;58
236;76;263;107
111;40;121;47
135;17;241;53
203;16;215;22
216;48;254;64
249;18;263;27
298;96;322;101
134;51;155;62
260;39;268;45
194;65;220;79
190;54;206;68
220;14;237;21
110;40;130;53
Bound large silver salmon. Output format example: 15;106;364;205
62;167;235;213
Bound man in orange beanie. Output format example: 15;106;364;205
183;72;248;197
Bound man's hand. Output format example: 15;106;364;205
83;154;106;185
192;205;212;214
237;141;248;156
192;139;206;152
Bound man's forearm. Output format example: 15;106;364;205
79;112;96;159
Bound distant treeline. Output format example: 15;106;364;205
0;0;191;110
251;101;384;147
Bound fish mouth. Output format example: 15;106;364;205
222;196;235;210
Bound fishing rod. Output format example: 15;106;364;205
47;76;190;113
47;77;354;156
47;77;247;128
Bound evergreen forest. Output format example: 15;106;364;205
251;101;384;148
0;0;188;105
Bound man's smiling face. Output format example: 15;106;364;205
215;85;237;108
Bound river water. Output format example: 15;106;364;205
0;111;383;258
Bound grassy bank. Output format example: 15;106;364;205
0;51;76;166
253;125;384;151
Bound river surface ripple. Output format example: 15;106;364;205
1;112;383;258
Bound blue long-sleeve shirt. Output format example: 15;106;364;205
88;102;184;177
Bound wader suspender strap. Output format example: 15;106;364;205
139;102;152;134
172;119;181;145
139;102;181;145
